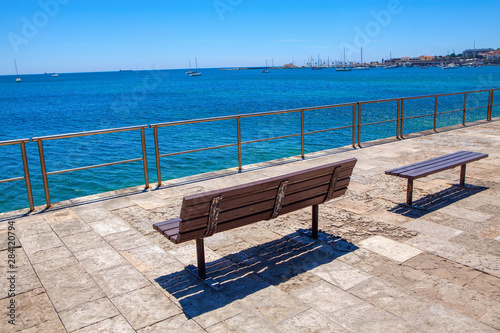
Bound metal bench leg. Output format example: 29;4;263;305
185;238;221;290
312;204;319;239
406;179;414;206
460;165;466;186
196;238;206;279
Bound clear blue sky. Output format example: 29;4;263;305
1;0;499;75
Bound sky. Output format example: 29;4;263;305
1;0;499;75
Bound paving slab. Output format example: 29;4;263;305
111;286;183;330
58;297;119;332
359;235;423;263
403;218;463;240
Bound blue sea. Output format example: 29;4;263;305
1;66;499;213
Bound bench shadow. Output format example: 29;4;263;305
388;185;488;218
154;230;358;318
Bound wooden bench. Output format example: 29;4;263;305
153;158;357;284
385;151;488;206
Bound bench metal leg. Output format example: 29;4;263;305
460;165;466;186
312;204;319;239
196;238;206;279
406;179;414;206
185;238;222;290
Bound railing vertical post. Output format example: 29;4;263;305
352;104;356;148
153;126;162;187
237;117;242;172
396;99;400;139
140;128;149;189
463;92;468;126
400;99;405;139
20;141;35;211
37;140;51;208
488;89;494;121
434;95;438;131
301;110;305;158
357;102;361;148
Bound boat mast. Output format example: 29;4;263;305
14;59;21;82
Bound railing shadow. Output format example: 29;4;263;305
154;230;357;318
388;185;488;218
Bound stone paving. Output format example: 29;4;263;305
1;119;499;332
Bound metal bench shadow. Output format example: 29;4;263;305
154;230;357;319
388;184;488;218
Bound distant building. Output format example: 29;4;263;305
485;50;500;60
419;55;435;61
463;48;494;58
282;63;297;69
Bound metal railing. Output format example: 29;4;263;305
1;88;498;211
0;139;34;211
357;88;498;146
32;125;150;208
150;103;357;186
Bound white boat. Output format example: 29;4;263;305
190;58;201;76
442;63;459;69
14;59;21;82
336;48;351;71
52;73;59;77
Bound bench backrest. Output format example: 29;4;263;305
172;158;357;243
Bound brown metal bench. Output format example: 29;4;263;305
385;151;488;206
153;158;357;286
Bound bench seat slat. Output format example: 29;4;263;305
385;151;471;176
175;187;348;243
403;152;487;178
404;152;483;175
386;152;487;179
179;178;350;233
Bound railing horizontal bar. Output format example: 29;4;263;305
360;119;398;127
0;176;25;184
465;105;489;111
402;89;491;101
46;157;144;175
0;138;30;146
402;114;434;121
33;125;148;141
436;109;463;115
159;143;239;158
151;116;237;128
358;98;400;105
304;124;353;136
242;133;302;146
150;103;357;128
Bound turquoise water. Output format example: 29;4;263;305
1;66;499;212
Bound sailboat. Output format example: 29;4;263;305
190;58;201;76
262;60;270;73
385;52;398;69
14;59;21;82
336;48;351;71
311;54;323;70
353;47;370;70
186;60;195;74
